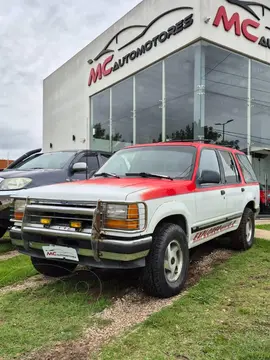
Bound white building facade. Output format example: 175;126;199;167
43;0;270;184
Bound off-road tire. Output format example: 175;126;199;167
31;257;77;277
230;207;255;250
0;226;7;239
141;223;189;298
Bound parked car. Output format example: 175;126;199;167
259;183;270;213
10;141;259;298
0;149;111;238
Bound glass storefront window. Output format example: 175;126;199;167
135;62;162;143
202;43;248;151
112;78;133;152
251;61;270;150
165;45;196;141
91;89;110;152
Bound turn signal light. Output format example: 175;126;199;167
104;219;139;230
14;212;24;221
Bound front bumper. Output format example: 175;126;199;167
10;227;152;269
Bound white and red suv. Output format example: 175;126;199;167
10;141;260;298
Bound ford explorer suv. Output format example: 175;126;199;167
10;141;259;298
0;149;111;237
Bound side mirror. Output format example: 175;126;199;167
72;162;88;173
198;170;220;185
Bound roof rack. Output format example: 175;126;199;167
164;139;215;144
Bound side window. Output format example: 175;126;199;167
236;154;258;183
197;149;221;184
86;156;99;171
77;155;99;171
219;151;240;184
100;155;110;165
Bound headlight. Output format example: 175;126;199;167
0;177;4;184
14;199;26;221
102;202;146;231
0;178;32;190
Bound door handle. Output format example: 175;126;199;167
241;188;245;192
221;190;225;196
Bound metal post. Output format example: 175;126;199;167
162;60;166;142
109;88;112;153
193;43;205;139
247;58;252;163
133;76;136;145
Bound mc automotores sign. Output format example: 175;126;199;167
213;0;270;48
87;7;194;87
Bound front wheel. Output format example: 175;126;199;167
141;223;189;298
31;257;77;277
230;207;255;250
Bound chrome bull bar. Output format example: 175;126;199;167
21;198;104;261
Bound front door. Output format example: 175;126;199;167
69;153;99;182
217;150;244;218
194;148;227;225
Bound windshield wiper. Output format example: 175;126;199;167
126;172;174;180
94;172;120;179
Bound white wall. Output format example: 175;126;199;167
43;0;201;151
43;0;270;152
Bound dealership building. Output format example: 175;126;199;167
43;0;270;185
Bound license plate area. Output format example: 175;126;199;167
42;245;79;262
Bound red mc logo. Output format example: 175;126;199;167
213;6;260;43
47;251;57;256
88;55;114;87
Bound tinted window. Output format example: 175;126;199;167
219;151;240;184
79;155;99;171
18;152;76;170
198;149;220;180
236;154;257;183
95;146;196;179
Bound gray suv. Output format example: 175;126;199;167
0;148;111;237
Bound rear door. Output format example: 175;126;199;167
235;153;260;211
217;150;243;218
194;148;227;225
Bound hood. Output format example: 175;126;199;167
14;177;194;202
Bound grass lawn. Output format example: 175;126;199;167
3;231;10;239
0;255;37;288
0;274;111;359
256;224;270;231
0;241;14;255
98;239;270;360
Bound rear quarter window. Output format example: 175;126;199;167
236;154;258;183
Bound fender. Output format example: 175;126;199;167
147;201;193;244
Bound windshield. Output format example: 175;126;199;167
95;145;196;179
17;151;76;170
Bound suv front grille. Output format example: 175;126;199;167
23;199;97;233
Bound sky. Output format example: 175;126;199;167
0;0;141;160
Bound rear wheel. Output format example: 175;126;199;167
141;223;189;298
0;226;7;239
230;207;255;250
31;257;77;277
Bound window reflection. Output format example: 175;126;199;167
251;61;270;150
112;78;133;152
203;43;248;150
91;90;110;152
136;62;162;143
165;45;195;141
